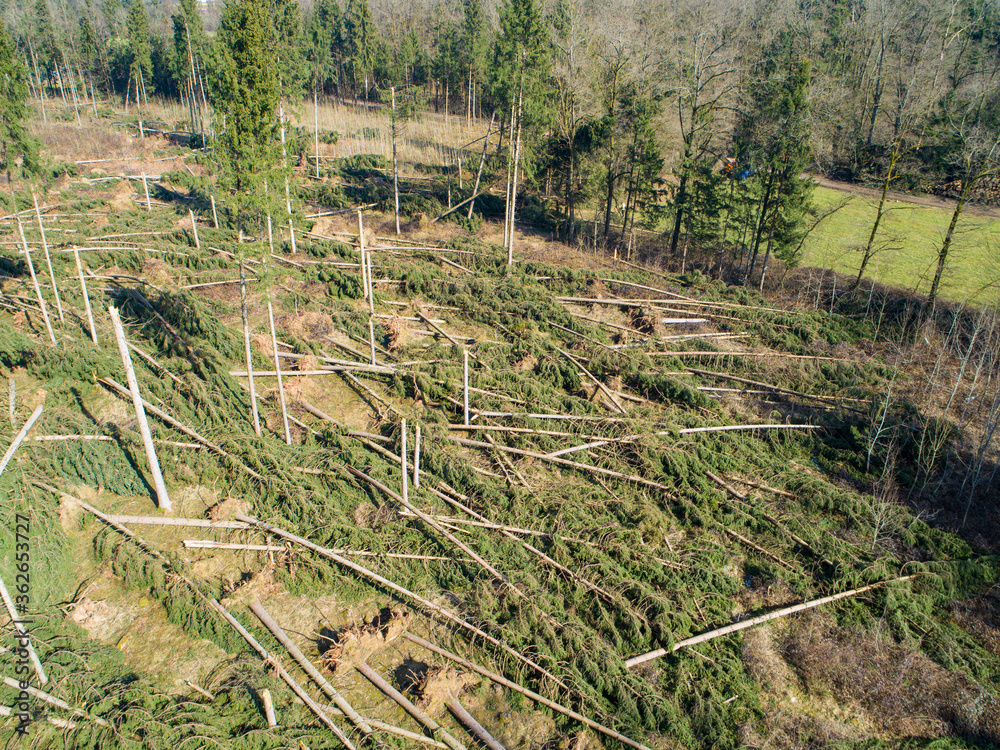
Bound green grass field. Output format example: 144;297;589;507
801;186;1000;304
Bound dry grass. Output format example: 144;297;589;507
32;120;192;178
783;613;999;741
37;123;139;163
743;612;1000;747
295;100;488;174
951;589;1000;659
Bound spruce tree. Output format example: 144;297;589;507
493;0;551;258
620;88;665;236
211;0;283;234
493;0;549;112
461;0;488;118
345;0;378;106
271;0;306;99
395;29;425;87
0;24;39;183
306;0;339;95
735;36;814;290
432;23;461;114
78;13;104;95
126;0;152;102
172;0;208;137
31;0;57;91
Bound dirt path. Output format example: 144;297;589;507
813;175;1000;219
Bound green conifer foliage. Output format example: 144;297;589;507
27;0;59;96
433;23;461;107
395;28;426;87
460;0;488;110
344;0;378;104
0;24;38;182
493;0;553;193
735;35;814;289
78;14;104;87
493;0;550;113
211;0;283;234
171;0;205;82
126;0;152;95
270;0;306;99
305;0;339;94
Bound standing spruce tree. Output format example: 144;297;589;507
461;0;488;122
271;0;306;99
432;23;461;116
0;24;39;183
172;0;208;139
30;0;57;99
212;0;285;438
306;0;339;177
493;0;551;260
736;39;814;291
126;0;151;105
345;0;378;107
78;9;107;101
620;87;666;239
211;0;283;233
395;29;426;88
306;0;339;96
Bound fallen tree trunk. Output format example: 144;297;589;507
98;377;265;481
447;699;506;750
344;465;524;599
356;661;467;750
685;368;862;413
248;599;377;740
233;514;568;689
403;633;652;750
209;600;358;749
624;574;919;668
447;435;677;499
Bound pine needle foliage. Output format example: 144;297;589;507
210;0;285;236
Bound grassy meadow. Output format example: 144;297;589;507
802;186;1000;304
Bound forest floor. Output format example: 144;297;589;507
0;102;998;750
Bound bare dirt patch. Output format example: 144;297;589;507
67;571;227;689
319;608;409;674
415;665;478;716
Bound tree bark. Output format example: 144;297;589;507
507;86;523;265
108;306;172;512
238;247;261;436
468;111;495;220
927;183;968;315
669;161;689;254
392;87;400;234
745;171;775;282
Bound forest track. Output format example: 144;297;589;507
813;175;1000;218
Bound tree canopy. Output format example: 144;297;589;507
211;0;283;233
0;23;38;182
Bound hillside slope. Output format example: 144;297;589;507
0;121;998;750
